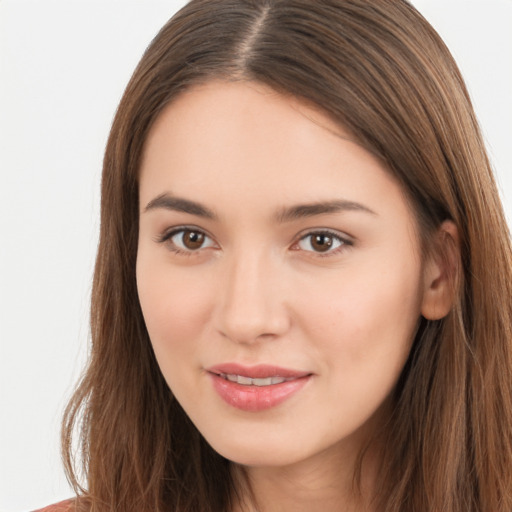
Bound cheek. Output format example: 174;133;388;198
136;259;213;375
297;255;423;373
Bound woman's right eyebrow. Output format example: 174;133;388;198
143;193;217;219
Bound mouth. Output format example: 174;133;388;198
206;363;312;412
214;373;294;386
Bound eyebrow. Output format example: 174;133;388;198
274;199;376;223
144;193;217;219
143;193;376;222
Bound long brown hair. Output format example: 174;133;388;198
62;1;512;510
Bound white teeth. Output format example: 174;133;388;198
252;377;273;387
221;373;289;386
237;375;253;385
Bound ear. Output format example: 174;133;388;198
421;220;460;320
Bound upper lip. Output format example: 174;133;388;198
206;363;311;379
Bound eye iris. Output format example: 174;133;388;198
183;230;205;250
311;234;333;252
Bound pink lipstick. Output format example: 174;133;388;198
206;363;311;412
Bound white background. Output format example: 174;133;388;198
1;1;511;510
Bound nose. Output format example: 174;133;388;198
215;251;291;344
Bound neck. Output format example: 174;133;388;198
231;438;381;512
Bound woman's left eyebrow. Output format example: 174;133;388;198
274;200;377;223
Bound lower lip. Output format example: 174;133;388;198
209;373;311;412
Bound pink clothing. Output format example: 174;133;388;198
32;499;73;512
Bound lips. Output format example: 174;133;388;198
206;363;312;412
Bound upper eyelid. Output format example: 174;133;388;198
156;225;214;243
294;227;354;244
156;227;218;256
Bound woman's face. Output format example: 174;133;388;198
137;81;431;468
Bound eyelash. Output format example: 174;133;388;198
156;226;353;258
293;229;353;257
156;226;217;257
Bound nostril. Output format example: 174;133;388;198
214;262;291;343
217;320;287;345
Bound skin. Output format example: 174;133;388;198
136;81;454;511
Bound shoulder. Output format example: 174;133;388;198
32;499;74;512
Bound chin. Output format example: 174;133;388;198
214;444;301;468
200;426;319;468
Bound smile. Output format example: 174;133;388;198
218;373;291;386
206;364;312;412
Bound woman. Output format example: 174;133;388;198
38;0;512;510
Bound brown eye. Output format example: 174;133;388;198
297;231;346;254
182;230;205;250
164;228;216;253
311;234;333;252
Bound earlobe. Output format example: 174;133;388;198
421;220;460;320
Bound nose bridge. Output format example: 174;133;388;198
216;246;289;343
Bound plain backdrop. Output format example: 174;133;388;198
1;1;511;510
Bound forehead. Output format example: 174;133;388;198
139;80;413;227
141;80;354;177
